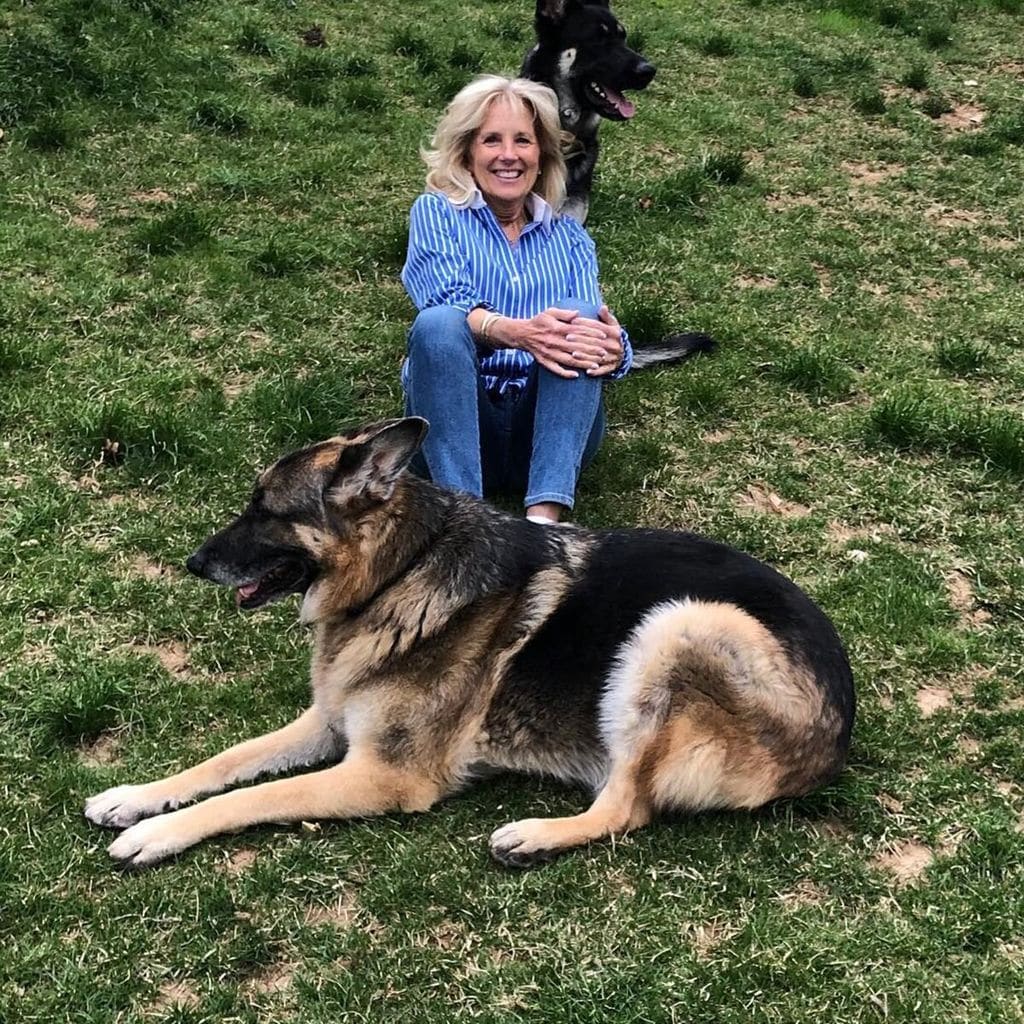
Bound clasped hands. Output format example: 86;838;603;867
507;305;624;380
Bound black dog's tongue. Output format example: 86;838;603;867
236;582;259;606
605;86;636;118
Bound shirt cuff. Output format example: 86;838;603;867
608;330;633;381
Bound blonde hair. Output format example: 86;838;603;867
421;75;568;211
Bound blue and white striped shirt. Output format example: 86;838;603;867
401;189;632;394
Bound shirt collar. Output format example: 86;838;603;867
466;189;554;233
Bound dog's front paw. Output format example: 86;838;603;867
85;784;178;830
107;814;190;869
489;819;562;869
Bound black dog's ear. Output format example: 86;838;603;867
535;0;570;26
536;0;608;27
326;417;429;506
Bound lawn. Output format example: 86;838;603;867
1;0;1023;1020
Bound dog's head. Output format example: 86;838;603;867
533;0;655;122
185;418;428;610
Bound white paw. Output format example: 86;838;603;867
489;818;558;869
84;784;178;829
107;814;189;868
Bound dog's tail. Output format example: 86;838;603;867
630;332;716;370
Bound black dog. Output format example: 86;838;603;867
522;0;655;226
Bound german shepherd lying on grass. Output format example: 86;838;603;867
85;418;855;869
522;0;656;225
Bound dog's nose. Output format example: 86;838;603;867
185;550;206;577
635;60;656;87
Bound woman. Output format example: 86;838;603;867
401;75;632;524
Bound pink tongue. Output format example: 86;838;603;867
236;582;260;605
606;87;636;119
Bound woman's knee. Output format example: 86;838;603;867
556;297;600;322
408;306;475;367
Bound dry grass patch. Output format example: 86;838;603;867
736;483;811;518
78;731;123;767
871;840;935;886
936;103;986;130
735;274;778;289
688;918;742;961
130;189;174;204
130;640;190;675
841;161;904;187
944;570;992;629
217;848;258;876
776;879;828;907
916;686;953;717
146;980;201;1015
765;193;820;212
304;891;362;929
126;553;178;581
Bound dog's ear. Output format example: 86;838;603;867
535;0;570;26
326;417;429;506
536;0;607;28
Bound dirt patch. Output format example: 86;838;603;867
871;840;934;886
736;483;810;518
812;262;833;296
776;879;828;907
937;103;986;131
945;570;992;629
925;205;990;229
131;188;174;204
735;274;778;290
842;161;904;187
78;732;122;767
239;328;272;350
826;521;895;546
688;918;740;960
994;61;1024;79
701;429;733;443
766;193;819;212
246;963;296;996
877;793;905;815
147;980;200;1015
304;892;360;929
980;236;1018;252
419;918;469;952
859;281;889;297
916;686;952;718
222;373;255;402
958;736;982;757
128;554;177;581
218;848;258;876
132;640;189;675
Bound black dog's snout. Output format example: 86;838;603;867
634;60;656;87
185;549;207;577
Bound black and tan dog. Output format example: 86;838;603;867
522;0;656;225
85;419;855;868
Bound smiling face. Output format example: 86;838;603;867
467;96;542;212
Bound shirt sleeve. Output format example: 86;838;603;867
401;193;486;314
566;225;633;381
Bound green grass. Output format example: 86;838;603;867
3;0;1024;1021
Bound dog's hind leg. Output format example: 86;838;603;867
490;599;827;867
85;706;343;830
489;759;652;868
104;750;442;868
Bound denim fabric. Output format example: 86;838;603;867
403;302;605;510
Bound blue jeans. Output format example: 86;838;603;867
403;303;605;509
